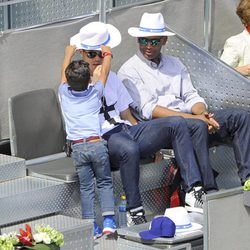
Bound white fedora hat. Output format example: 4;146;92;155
164;207;203;233
70;21;121;50
128;12;175;37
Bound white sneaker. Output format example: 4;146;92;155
185;186;205;214
127;210;147;227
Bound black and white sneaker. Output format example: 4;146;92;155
127;209;147;226
185;186;206;214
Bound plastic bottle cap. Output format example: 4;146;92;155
121;195;126;200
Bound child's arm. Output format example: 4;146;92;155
92;65;102;83
98;45;112;86
60;45;76;84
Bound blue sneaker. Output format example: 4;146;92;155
103;215;117;234
93;222;102;239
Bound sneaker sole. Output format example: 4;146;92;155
103;227;116;234
94;233;102;240
185;205;203;214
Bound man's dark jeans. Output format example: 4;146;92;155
104;116;210;210
104;108;250;210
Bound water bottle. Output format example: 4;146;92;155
118;195;127;228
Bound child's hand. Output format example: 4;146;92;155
100;45;111;54
92;65;102;83
61;45;77;84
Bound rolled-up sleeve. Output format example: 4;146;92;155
180;66;207;113
119;67;157;119
116;78;134;112
105;72;133;113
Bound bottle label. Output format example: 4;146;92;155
119;206;126;212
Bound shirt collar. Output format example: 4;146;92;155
136;50;164;69
243;29;250;36
68;84;93;97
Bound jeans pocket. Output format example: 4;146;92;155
71;143;85;166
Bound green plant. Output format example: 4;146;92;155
0;224;64;250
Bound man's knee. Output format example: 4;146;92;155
108;136;139;158
119;142;140;158
190;119;208;132
109;141;140;171
168;116;186;125
155;116;187;131
232;108;249;121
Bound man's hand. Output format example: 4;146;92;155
235;64;250;76
100;45;112;55
198;112;220;133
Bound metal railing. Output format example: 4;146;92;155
204;0;212;51
0;0;157;31
0;0;212;51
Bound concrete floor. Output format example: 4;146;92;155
94;232;118;250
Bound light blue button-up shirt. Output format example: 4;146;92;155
118;51;207;120
59;82;103;140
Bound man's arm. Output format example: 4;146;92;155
61;45;76;84
153;105;194;119
120;108;138;125
235;64;250;76
191;102;207;115
191;102;220;131
153;104;220;131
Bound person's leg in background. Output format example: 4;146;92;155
209;108;250;184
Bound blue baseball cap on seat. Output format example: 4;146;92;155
139;216;176;240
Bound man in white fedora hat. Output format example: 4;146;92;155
118;12;250;210
70;20;217;226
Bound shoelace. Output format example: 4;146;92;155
130;213;147;225
193;188;205;207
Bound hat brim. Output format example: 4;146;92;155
175;222;203;233
139;230;161;240
70;23;121;50
128;27;175;37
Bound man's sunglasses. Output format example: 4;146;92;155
85;51;103;59
138;37;161;46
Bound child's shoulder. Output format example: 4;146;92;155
58;83;68;92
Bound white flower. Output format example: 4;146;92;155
0;233;8;240
33;232;51;244
34;224;64;246
33;232;44;243
42;233;51;244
